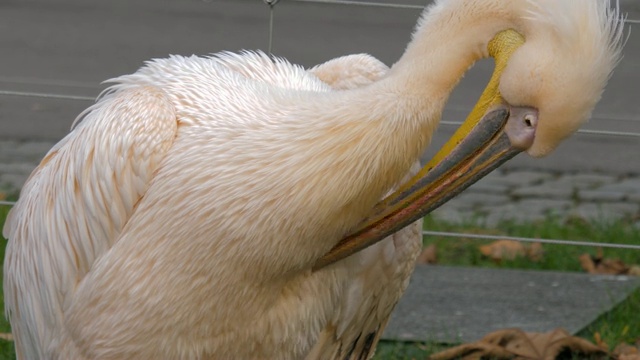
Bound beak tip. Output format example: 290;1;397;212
503;105;538;150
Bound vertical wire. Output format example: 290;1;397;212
262;0;280;54
268;4;275;54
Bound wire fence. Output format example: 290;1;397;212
1;195;638;249
290;0;640;25
0;0;639;253
291;0;423;9
2;89;639;138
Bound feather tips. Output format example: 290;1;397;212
4;85;178;358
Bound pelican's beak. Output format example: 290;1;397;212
315;30;534;270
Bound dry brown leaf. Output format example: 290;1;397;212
580;253;597;273
600;259;629;274
619;355;640;360
527;242;544;262
0;192;5;201
614;342;639;357
480;240;526;261
429;328;608;360
579;253;629;275
629;265;640;277
593;331;609;351
0;333;13;341
417;244;437;264
479;240;544;262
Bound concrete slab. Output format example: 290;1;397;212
383;265;640;343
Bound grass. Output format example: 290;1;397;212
0;204;15;359
0;206;637;359
421;215;640;271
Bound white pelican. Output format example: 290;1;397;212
3;0;623;358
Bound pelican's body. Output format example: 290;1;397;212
6;51;423;359
3;0;622;358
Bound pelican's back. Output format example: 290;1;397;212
3;84;179;358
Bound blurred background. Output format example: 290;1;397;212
0;2;639;358
0;0;638;174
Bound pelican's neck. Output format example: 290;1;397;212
386;1;515;102
184;2;524;274
321;1;518;164
282;2;520;260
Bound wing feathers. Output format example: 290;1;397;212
3;85;178;358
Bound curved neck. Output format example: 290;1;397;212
387;1;515;100
240;1;524;273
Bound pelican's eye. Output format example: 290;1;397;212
524;114;535;127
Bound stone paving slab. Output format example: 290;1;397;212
431;170;640;225
569;202;640;223
383;265;640;343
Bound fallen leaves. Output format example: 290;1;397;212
579;249;639;276
0;333;13;341
478;241;639;276
614;342;640;360
417;244;437;264
429;328;608;360
479;240;544;262
429;328;640;359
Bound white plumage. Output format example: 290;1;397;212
3;0;622;358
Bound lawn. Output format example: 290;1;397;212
0;204;638;359
0;204;15;359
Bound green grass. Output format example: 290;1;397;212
0;206;637;359
421;215;640;271
0;204;15;359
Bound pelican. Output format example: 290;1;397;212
3;0;623;358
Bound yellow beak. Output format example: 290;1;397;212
315;30;533;270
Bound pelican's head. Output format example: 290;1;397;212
315;0;624;269
498;1;624;157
